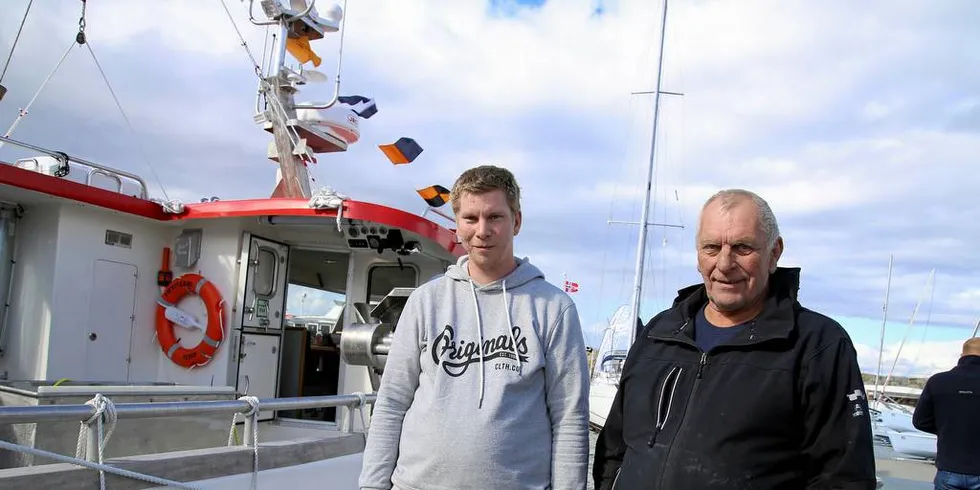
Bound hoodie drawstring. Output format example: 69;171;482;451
469;279;522;410
502;281;521;375
469;280;486;409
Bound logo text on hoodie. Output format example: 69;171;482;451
431;324;529;377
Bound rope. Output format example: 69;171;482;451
227;396;261;489
0;0;33;85
352;391;370;433
75;394;117;489
242;396;260;490
0;439;200;489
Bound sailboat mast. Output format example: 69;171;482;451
872;254;893;406
628;0;670;345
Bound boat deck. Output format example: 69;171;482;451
157;426;939;489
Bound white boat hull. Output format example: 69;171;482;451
886;430;937;460
588;377;619;430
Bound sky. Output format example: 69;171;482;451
1;0;978;378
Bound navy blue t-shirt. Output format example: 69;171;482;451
694;306;745;353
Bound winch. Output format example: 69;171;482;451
339;287;414;390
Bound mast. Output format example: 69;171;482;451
879;268;935;401
268;23;312;198
628;0;670;346
872;254;893;407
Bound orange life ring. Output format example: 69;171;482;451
155;273;225;368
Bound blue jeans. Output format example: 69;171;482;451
935;470;980;490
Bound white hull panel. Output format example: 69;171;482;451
886;430;937;460
588;377;619;430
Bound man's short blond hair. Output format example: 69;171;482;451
450;165;522;217
962;337;980;356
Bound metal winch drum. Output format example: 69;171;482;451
339;287;414;390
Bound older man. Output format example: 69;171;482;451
593;189;877;489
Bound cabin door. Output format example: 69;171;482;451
235;234;289;421
239;234;289;331
84;259;137;381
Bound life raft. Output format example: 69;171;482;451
155;273;225;368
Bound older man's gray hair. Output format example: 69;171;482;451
698;189;781;250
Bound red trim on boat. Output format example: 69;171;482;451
1;162;171;220
1;162;464;256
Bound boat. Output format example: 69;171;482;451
885;430;937;460
0;0;463;487
587;307;633;430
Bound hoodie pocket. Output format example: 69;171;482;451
648;365;682;447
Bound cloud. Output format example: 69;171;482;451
856;339;965;379
2;0;980;382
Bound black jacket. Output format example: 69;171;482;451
912;355;980;475
593;268;877;489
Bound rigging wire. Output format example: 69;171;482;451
73;0;170;201
218;0;263;77
0;41;74;142
0;0;34;86
83;41;170;202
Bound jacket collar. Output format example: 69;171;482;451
653;267;802;343
958;355;980;367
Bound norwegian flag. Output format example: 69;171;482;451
563;280;579;293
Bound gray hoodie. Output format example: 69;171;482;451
359;255;590;490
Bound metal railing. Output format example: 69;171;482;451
0;393;376;459
0;134;150;199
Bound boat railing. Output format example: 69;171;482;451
0;392;376;462
0;134;150;199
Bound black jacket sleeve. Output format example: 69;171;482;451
592;381;626;490
912;382;936;434
592;311;667;490
799;338;877;489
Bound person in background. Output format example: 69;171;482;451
593;188;877;489
913;337;980;490
359;164;590;490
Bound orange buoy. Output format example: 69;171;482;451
155;273;224;368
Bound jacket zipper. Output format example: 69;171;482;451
656;352;707;488
647;365;683;447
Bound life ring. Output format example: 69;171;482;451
155;273;225;368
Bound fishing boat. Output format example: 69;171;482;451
0;0;462;487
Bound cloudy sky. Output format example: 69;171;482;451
1;0;978;378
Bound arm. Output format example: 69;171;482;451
358;295;423;490
592;379;625;490
800;338;877;490
545;303;590;490
912;382;936;434
593;309;665;490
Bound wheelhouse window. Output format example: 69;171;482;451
367;265;418;304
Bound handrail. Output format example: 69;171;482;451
0;135;150;199
0;393;376;425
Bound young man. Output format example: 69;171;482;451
593;189;877;489
913;337;980;490
359;165;590;490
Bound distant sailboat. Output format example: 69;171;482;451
588;305;636;430
587;0;682;431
